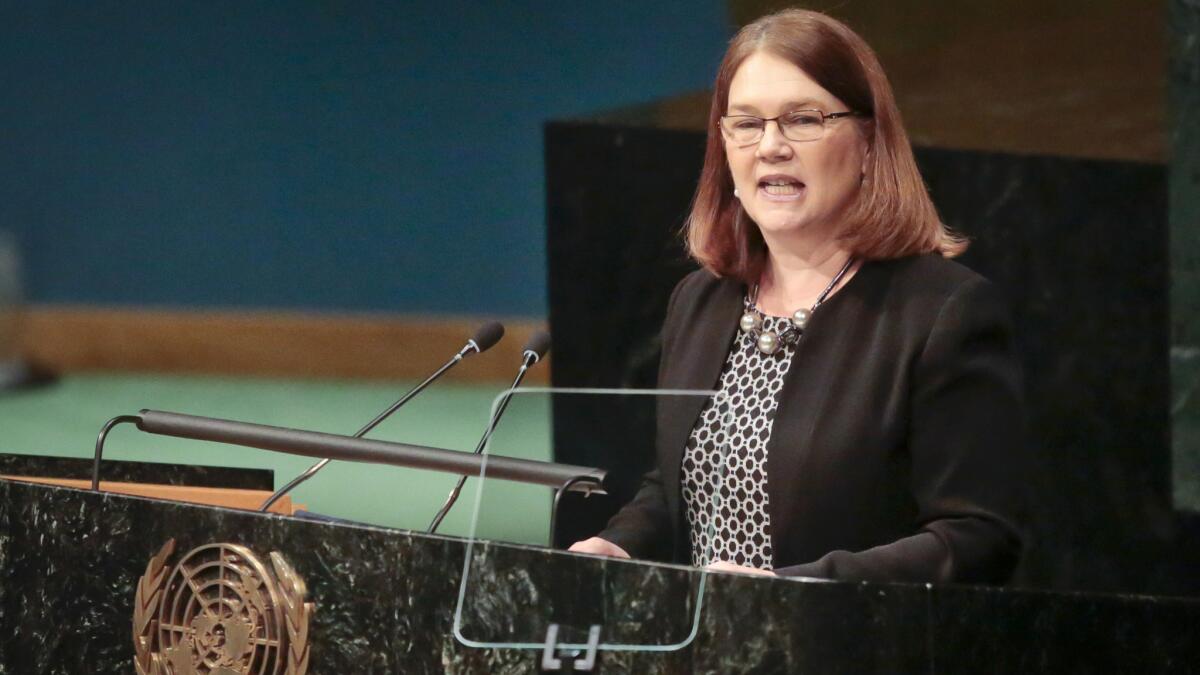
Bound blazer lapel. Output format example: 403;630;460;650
659;278;743;538
762;259;878;565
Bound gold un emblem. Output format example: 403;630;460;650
133;539;314;675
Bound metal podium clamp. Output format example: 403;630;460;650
550;474;602;546
541;624;601;672
91;415;141;490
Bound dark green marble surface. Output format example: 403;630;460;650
1170;0;1200;512
2;479;1198;673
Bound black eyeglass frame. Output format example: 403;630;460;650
718;109;865;145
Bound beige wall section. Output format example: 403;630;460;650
599;0;1165;163
20;306;549;383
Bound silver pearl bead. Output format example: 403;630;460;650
757;331;779;354
739;312;761;333
792;308;811;329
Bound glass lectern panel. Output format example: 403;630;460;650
452;388;733;654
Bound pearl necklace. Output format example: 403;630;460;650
739;257;856;355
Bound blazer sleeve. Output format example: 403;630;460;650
593;274;691;561
775;276;1028;583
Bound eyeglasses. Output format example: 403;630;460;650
719;109;863;145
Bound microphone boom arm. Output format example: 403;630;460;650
426;331;549;533
257;349;468;512
257;319;503;512
426;356;534;533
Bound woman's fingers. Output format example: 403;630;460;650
704;560;775;576
567;537;630;559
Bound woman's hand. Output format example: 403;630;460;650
567;537;631;559
704;561;776;577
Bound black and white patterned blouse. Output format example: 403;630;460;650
681;299;797;570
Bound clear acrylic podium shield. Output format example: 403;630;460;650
452;387;734;658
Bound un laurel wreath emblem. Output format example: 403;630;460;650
133;539;314;675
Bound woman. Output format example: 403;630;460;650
569;8;1026;583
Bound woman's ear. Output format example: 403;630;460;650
857;120;873;177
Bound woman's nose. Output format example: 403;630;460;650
756;120;793;161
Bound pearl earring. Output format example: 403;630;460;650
733;188;741;199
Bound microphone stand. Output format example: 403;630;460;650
426;349;541;533
258;340;480;512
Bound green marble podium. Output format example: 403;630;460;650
2;475;1199;674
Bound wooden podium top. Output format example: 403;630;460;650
0;474;300;515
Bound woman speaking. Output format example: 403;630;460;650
569;8;1026;583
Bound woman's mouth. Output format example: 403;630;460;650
758;178;805;200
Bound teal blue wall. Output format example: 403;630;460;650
0;2;729;316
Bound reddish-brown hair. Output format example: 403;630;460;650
686;9;966;282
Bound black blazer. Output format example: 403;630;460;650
598;254;1027;583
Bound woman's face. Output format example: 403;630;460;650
724;50;868;243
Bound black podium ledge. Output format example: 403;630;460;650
1;478;1197;674
0;451;275;489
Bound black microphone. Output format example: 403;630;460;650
521;330;551;366
465;321;505;356
257;321;505;512
426;330;551;533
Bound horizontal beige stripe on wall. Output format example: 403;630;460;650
17;306;549;384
